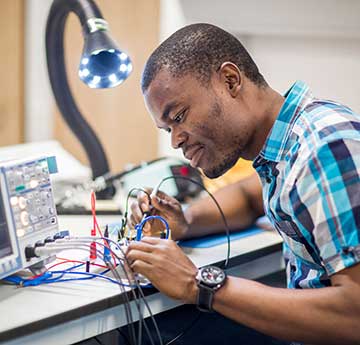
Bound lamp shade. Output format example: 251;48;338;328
79;23;132;88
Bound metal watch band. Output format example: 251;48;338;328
196;284;215;312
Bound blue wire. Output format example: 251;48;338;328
32;276;95;285
135;215;170;241
47;270;153;288
24;263;85;286
3;263;85;287
3;267;153;288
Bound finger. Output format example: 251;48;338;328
129;213;137;228
140;236;163;245
126;249;154;265
130;259;153;276
141;226;152;235
137;189;152;213
142;221;151;232
128;240;156;252
129;214;151;232
130;202;143;223
151;189;175;202
151;195;175;212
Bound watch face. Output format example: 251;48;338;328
200;266;226;287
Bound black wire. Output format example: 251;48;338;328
108;263;156;345
102;242;155;345
122;188;152;234
164;312;202;345
103;157;172;186
112;245;163;345
118;273;137;345
133;281;162;345
106;261;137;345
152;175;231;345
117;327;132;345
93;336;103;345
136;287;143;345
111;249;163;345
126;188;152;211
155;175;231;269
107;259;161;345
106;262;138;345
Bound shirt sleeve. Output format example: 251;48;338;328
290;138;360;275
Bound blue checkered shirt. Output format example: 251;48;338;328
253;81;360;288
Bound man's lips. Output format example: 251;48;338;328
184;145;204;167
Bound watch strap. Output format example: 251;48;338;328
196;283;215;312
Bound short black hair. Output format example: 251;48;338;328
141;23;266;93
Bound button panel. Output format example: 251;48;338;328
4;159;58;238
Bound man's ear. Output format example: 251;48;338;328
218;62;242;97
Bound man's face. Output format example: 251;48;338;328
144;70;255;178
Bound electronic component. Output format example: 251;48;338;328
0;156;59;279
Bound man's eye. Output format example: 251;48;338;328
174;110;185;123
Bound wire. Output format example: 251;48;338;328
151;175;231;345
3;236;160;345
122;187;152;236
105;242;163;345
164;312;202;345
93;336;103;345
104;240;163;345
82;237;159;345
136;287;143;345
27;260;85;280
106;262;139;345
54;240;140;345
135;215;170;241
111;266;157;345
47;270;138;287
51;258;108;269
91;191;117;266
116;327;132;345
153;175;231;269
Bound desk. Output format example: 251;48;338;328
0;215;283;345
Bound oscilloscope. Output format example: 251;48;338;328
0;156;59;279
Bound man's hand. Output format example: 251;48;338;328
126;237;198;303
129;189;189;240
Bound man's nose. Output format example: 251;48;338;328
171;127;188;149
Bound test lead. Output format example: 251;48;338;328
103;225;111;262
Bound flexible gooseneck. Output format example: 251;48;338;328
46;0;132;198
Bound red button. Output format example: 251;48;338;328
180;166;189;176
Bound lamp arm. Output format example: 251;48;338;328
46;0;114;198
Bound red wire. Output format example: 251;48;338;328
28;258;109;279
90;191;117;266
49;258;108;269
91;191;103;237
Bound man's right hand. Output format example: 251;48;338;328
129;189;189;240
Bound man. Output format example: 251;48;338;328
126;23;360;344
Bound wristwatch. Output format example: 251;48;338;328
196;265;227;312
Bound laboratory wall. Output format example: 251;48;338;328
0;1;24;146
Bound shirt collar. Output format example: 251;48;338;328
253;80;313;166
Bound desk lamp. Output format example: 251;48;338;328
46;0;132;199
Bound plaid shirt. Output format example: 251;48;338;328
253;81;360;288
